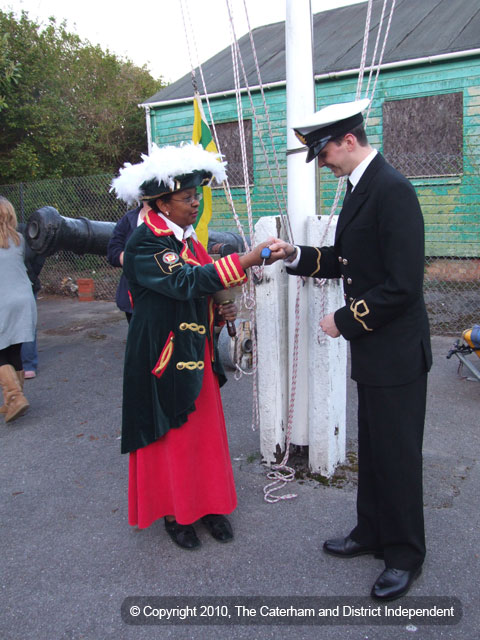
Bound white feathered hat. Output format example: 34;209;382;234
111;142;227;205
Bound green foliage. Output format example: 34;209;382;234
0;32;21;111
0;10;166;183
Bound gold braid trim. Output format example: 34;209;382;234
176;361;205;371
181;242;201;266
309;248;322;277
151;332;175;378
179;322;206;334
145;211;174;236
350;299;373;332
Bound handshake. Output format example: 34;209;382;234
238;238;340;338
239;238;298;270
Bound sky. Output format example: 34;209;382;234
4;0;366;83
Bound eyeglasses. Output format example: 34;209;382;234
170;192;203;204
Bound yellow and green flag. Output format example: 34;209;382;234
192;92;218;249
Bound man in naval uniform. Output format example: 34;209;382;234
268;99;432;600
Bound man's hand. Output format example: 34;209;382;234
266;239;297;263
320;312;341;338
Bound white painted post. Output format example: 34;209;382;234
254;214;347;473
254;216;289;464
306;217;346;475
286;0;316;444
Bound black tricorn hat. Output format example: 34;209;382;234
139;170;212;200
294;98;370;162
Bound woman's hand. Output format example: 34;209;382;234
238;238;297;269
218;302;238;323
238;239;275;269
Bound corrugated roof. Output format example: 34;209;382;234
145;0;480;104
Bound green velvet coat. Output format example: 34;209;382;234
121;211;247;454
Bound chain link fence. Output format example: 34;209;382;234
2;174;125;301
2;172;479;335
386;151;480;335
386;151;463;179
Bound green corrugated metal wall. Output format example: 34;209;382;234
150;56;480;256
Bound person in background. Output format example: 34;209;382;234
0;197;37;422
268;99;431;601
111;143;269;550
17;223;46;379
107;202;149;323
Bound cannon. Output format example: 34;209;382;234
26;207;115;257
26;206;248;257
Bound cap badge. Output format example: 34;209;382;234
295;131;307;145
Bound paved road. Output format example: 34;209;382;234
1;296;478;639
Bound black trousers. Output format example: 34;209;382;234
350;373;427;570
0;344;23;370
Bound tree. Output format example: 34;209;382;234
0;10;166;182
0;32;21;112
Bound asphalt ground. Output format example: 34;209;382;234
1;296;479;640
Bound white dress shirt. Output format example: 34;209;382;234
158;212;198;243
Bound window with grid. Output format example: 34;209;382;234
214;120;254;187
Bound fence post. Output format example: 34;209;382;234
19;183;25;223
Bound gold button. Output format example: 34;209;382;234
347;278;352;284
338;256;343;262
343;258;348;265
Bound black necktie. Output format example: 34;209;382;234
343;179;353;206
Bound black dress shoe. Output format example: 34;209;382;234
201;514;234;543
164;518;201;550
371;566;422;600
323;535;383;558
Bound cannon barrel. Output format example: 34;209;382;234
26;206;248;257
26;207;116;257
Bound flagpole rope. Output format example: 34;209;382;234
364;0;388;99
238;0;293;244
179;0;199;92
180;0;253;259
226;0;263;433
225;0;298;501
365;0;397;121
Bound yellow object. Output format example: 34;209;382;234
462;325;480;359
192;92;219;249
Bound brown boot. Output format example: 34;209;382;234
0;369;24;414
0;365;29;423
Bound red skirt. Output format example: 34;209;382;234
128;345;237;528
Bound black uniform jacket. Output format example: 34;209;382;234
288;153;432;387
